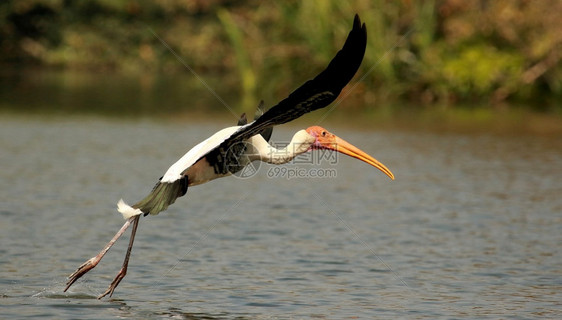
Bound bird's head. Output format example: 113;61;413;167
305;126;394;180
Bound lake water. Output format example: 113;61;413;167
1;115;561;319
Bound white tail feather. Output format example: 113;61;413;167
117;199;143;220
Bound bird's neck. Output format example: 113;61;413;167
252;130;315;165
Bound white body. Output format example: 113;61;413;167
118;126;316;219
161;126;242;184
162;126;315;185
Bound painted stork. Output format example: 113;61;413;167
64;14;394;299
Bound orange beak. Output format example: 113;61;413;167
307;126;395;180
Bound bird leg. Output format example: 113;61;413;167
98;214;140;299
64;216;135;292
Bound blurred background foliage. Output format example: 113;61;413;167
1;0;561;114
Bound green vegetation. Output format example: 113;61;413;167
1;0;561;114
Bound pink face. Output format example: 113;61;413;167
305;126;338;150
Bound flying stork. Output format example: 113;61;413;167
64;14;394;299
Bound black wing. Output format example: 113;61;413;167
200;14;366;174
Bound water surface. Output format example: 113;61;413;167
1;116;561;319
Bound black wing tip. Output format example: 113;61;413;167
353;14;361;29
314;14;366;92
351;14;367;47
353;14;367;37
237;112;248;125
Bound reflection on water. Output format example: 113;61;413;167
0;68;237;116
1;116;561;319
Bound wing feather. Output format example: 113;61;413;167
202;14;367;170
